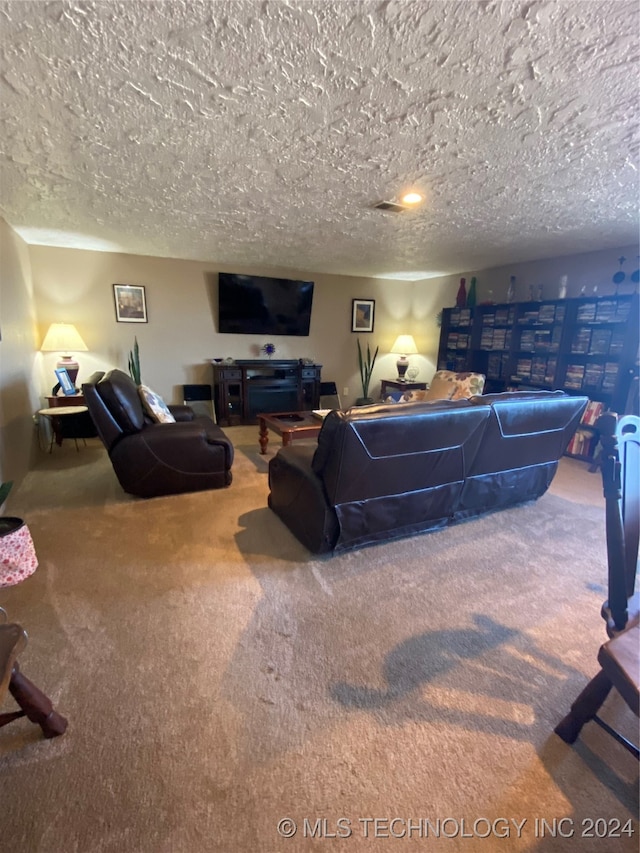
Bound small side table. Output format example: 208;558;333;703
38;406;89;452
45;393;85;408
380;379;428;399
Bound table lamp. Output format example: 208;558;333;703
41;323;88;391
390;334;418;381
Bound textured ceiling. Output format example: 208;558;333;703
1;0;638;280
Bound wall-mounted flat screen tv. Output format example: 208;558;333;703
218;273;314;336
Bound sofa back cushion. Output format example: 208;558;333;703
96;369;146;434
312;400;491;505
467;390;588;474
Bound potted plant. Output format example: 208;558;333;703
356;338;379;405
128;336;141;384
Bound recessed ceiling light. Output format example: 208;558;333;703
401;192;423;205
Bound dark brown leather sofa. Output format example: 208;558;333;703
267;390;587;553
83;369;234;498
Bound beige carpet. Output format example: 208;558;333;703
1;427;637;852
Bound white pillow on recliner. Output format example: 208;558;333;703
138;385;176;424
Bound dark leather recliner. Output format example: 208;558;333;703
83;370;234;498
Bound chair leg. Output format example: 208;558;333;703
554;668;613;744
8;663;68;738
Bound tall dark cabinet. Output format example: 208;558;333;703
212;360;322;425
437;293;639;459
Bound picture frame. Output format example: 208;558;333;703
113;284;148;323
54;367;76;395
351;298;375;333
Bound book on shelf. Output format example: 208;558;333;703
531;356;547;383
520;329;535;351
480;328;494;349
538;304;556;323
581;400;604;426
615;300;631;321
608;330;625;355
533;329;552;351
566;427;595;458
571;328;591;353
589;328;612;354
450;308;471;326
544;357;558;385
601;362;619;390
583;363;604;388
577;302;597;322
595;300;617;322
564;363;585;389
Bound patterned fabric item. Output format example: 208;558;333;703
425;370;485;401
384;390;428;404
0;520;38;587
138;384;176;424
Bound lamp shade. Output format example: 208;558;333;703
390;335;418;355
41;323;88;354
41;323;88;391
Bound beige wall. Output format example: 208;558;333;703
1;214;637;489
28;246;448;407
0;218;40;489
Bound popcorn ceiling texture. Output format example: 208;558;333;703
0;0;638;278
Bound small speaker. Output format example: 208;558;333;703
183;384;215;422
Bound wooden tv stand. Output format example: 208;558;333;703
212;360;322;425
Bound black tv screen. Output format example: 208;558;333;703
218;273;314;336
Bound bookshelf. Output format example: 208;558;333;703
437;293;638;461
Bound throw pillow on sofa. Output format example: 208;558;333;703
425;370;485;401
384;389;428;404
138;385;176;424
424;373;457;401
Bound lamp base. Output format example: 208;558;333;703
396;357;409;382
56;356;79;390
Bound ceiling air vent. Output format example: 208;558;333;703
372;200;407;213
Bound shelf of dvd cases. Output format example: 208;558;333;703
437;293;638;415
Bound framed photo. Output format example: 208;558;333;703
351;298;375;333
113;284;148;323
54;367;76;395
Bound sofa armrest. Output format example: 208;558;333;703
268;446;339;553
137;420;234;470
168;404;196;422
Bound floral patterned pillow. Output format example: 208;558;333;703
138;385;176;424
426;370;485;401
384;389;428;404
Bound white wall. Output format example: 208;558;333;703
0;219;40;489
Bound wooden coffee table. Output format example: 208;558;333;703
257;411;324;454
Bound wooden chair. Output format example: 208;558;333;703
554;414;639;758
0;611;67;738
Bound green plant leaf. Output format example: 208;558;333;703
357;339;378;398
0;480;13;509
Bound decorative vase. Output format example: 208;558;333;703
456;278;467;308
466;277;477;309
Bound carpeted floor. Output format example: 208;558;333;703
1;427;637;852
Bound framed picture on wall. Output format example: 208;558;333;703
351;298;375;333
113;284;148;323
